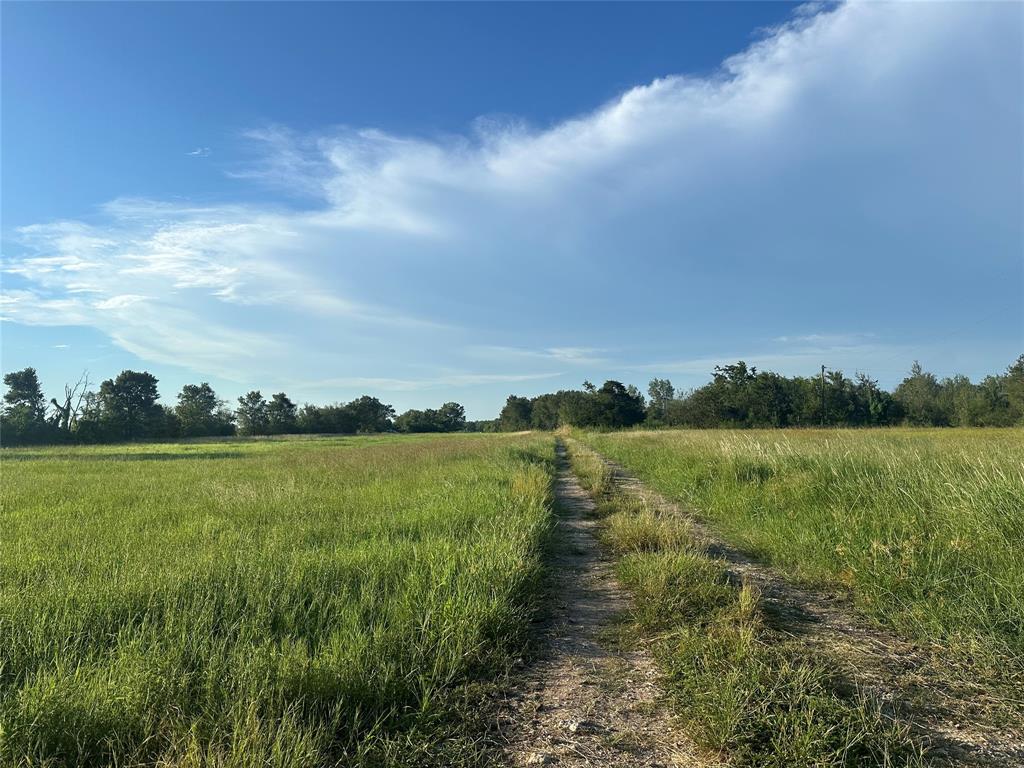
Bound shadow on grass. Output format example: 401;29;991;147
1;451;248;462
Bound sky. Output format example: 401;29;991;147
2;1;1022;419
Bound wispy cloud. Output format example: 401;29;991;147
290;371;563;394
772;332;876;347
469;345;609;366
186;147;211;157
3;1;1019;403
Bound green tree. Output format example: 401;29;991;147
894;362;948;426
394;403;466;433
1;367;52;444
646;378;675;424
297;403;358;434
346;395;396;433
530;394;563;430
267;392;298;434
436;402;466;432
938;375;985;427
747;371;796;427
557;390;602;427
1004;355;1024;424
852;372;901;426
395;409;432;433
595;380;646;428
176;383;233;436
236;391;269;436
499;395;533;431
97;370;163;439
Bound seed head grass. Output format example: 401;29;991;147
579;428;1024;662
566;437;933;766
1;434;555;767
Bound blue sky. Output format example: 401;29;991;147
2;1;1022;418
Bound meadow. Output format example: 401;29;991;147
0;434;555;767
577;428;1024;659
3;427;1021;767
568;428;1024;764
565;442;924;766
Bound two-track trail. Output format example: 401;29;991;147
499;441;699;767
582;441;1024;768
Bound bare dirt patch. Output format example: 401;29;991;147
579;441;1024;767
499;442;701;767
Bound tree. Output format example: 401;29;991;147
938;375;984;427
267;392;298;434
747;371;796;427
97;370;163;439
646;378;675;423
346;395;396;433
1;367;52;444
557;390;603;427
395;401;466;433
297;403;357;434
437;402;466;432
852;372;901;426
176;383;233;436
530;394;563;430
595;380;646;428
395;409;432;433
48;371;91;434
499;395;533;431
3;367;46;417
236;391;269;436
894;362;947;426
1005;355;1024;424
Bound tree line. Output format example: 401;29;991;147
498;355;1024;431
5;355;1022;445
0;368;475;446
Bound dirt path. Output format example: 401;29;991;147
577;441;1024;768
500;442;700;767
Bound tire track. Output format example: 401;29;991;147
499;441;700;767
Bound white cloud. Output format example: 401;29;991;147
94;294;150;310
772;332;876;347
290;371;563;393
469;345;608;366
3;1;1019;399
186;147;211;157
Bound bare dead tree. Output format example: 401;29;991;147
50;371;90;432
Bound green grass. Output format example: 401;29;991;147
0;434;555;767
577;428;1024;661
565;441;925;767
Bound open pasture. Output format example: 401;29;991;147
0;434;554;767
579;428;1024;660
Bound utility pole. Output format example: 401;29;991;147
820;364;827;427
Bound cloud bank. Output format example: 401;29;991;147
3;2;1021;405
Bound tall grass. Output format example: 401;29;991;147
578;428;1024;669
565;441;924;767
0;434;555;767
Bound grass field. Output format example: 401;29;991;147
0;434;554;767
577;428;1024;662
566;441;926;766
567;428;1024;764
4;427;1021;767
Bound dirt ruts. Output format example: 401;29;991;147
499;442;699;767
580;440;1024;768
